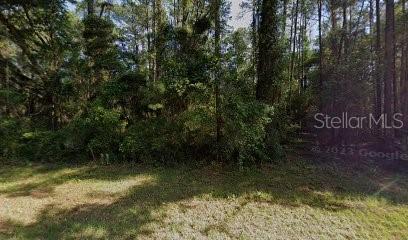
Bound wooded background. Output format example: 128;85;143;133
1;0;407;165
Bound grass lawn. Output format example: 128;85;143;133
1;154;408;239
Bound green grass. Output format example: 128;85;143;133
1;156;408;240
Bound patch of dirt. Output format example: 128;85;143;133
30;189;53;199
0;220;12;234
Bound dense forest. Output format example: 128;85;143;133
1;0;408;165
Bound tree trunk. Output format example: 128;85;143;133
401;0;408;130
152;0;157;82
146;0;153;82
318;0;323;96
256;0;282;104
375;0;382;124
299;0;307;91
282;0;289;34
155;0;164;81
369;0;376;117
384;0;396;138
289;0;299;83
87;0;94;16
329;0;338;59
4;61;9;115
252;0;258;85
214;0;222;145
341;0;348;56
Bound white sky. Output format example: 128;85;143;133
67;0;251;30
230;0;251;29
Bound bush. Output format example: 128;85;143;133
65;105;124;161
120;118;185;163
17;130;66;161
0;117;69;161
222;96;276;166
0;117;22;158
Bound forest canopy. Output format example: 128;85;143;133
1;0;407;165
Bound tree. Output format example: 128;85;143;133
251;0;259;85
213;0;222;145
401;0;408;129
318;0;323;96
154;0;165;81
87;0;95;15
375;0;382;123
256;0;282;104
383;0;396;138
289;0;299;84
0;1;79;129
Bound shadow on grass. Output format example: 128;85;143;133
1;157;408;239
0;164;154;197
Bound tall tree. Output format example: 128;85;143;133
341;0;348;56
383;0;396;137
375;0;382;124
282;0;289;33
214;0;222;144
251;0;259;85
289;0;299;83
318;0;323;95
154;0;165;81
256;0;282;103
401;0;408;128
87;0;94;15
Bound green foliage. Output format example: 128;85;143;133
66;105;124;160
0;116;68;161
0;118;22;158
83;15;119;72
0;89;24;106
120;118;185;163
18;130;67;161
222;97;274;165
99;72;146;119
0;0;293;166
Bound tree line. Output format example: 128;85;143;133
0;0;407;165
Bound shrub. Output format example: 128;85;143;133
65;105;124;161
0;117;22;158
17;130;66;161
120;118;185;163
222;96;276;166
